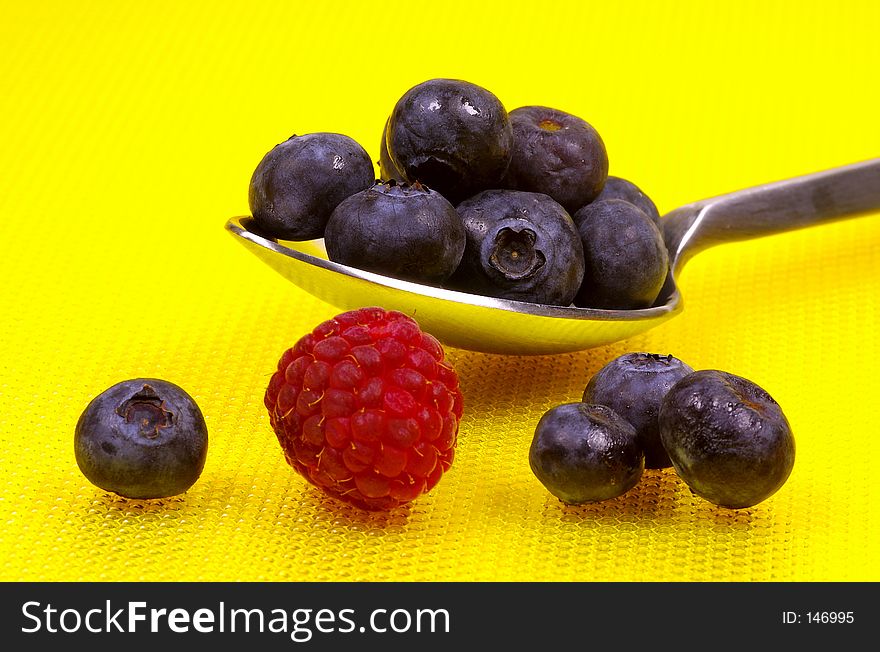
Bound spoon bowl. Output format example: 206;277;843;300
226;159;879;355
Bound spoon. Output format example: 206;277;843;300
225;158;880;355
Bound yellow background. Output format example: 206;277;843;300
1;0;878;582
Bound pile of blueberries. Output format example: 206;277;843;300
245;79;797;512
248;78;669;309
529;353;796;509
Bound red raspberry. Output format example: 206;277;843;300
264;307;464;511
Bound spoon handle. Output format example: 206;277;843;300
662;158;880;274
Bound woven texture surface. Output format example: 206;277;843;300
1;0;878;582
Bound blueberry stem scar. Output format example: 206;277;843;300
489;227;545;280
116;384;174;439
538;119;563;132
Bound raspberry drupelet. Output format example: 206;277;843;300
264;307;463;511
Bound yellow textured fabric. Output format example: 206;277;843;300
1;0;878;582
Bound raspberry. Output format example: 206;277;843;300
264;307;464;511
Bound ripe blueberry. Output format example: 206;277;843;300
74;379;209;499
659;370;796;509
325;180;466;285
503;105;609;214
447;189;585;306
386;78;513;204
583;353;694;469
573;198;669;309
592;175;661;225
529;403;644;504
249;132;375;240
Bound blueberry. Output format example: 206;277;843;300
74;379;209;499
325;180;466;285
502;105;609;214
447;189;585;306
386;78;513;204
593;175;661;225
249;132;376;240
529;403;644;504
583;353;694;469
378;116;404;182
573;198;669;309
659;370;796;509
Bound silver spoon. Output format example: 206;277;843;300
226;158;880;355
